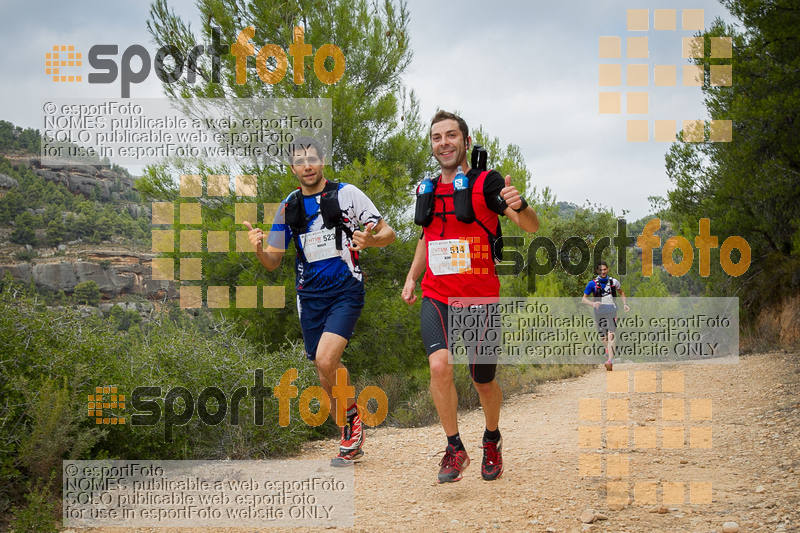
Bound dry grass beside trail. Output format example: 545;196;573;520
70;352;800;533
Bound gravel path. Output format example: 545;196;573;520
72;351;800;533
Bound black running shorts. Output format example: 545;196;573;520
595;311;618;339
420;296;499;384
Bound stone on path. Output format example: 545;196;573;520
722;522;740;533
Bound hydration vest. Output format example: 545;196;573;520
283;181;354;259
414;169;504;263
593;276;617;299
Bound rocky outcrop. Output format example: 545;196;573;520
756;294;800;345
25;158;136;201
0;173;19;190
31;262;77;292
0;251;177;300
0;262;32;283
126;204;151;220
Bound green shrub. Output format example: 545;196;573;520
12;250;37;262
8;482;58;533
72;280;100;306
17;379;104;486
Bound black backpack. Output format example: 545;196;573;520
593;276;617;299
413;145;504;263
283;181;354;259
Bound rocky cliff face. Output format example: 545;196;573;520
6;156;136;201
0;155;169;300
756;294;800;345
36;159;135;200
0;250;177;299
0;172;19;190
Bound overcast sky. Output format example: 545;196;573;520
0;0;735;220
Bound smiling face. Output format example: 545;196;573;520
290;145;325;193
430;118;470;173
596;264;609;278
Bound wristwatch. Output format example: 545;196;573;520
512;197;528;213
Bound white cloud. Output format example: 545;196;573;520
403;0;733;220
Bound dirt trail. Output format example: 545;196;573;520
76;352;800;533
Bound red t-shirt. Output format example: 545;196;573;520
421;170;506;304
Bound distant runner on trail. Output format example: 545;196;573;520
403;111;539;483
244;137;395;466
581;260;630;371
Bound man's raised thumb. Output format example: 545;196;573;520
505;175;511;188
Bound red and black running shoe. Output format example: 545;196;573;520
481;437;503;481
330;411;364;467
438;444;470;483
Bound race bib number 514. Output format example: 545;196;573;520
428;239;471;275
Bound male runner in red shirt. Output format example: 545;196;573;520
402;111;539;482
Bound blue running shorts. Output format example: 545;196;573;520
297;286;365;360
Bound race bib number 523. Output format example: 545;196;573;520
300;228;339;262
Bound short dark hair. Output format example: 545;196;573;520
289;136;324;163
596;260;609;271
430;111;469;143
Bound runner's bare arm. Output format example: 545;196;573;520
500;175;539;233
243;221;285;271
618;288;630;312
402;237;427;305
582;292;601;309
349;219;396;251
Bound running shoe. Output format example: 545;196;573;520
604;359;613;371
481;437;503;481
330;447;364;467
438;444;470;483
330;411;364;467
